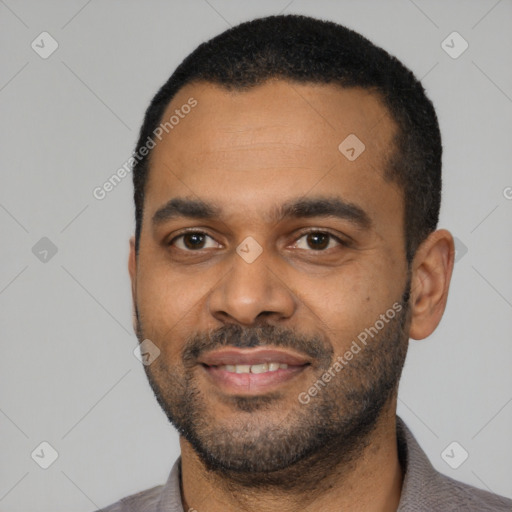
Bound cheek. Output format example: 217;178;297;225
313;282;373;347
307;265;401;349
137;267;179;318
135;257;221;361
135;264;190;357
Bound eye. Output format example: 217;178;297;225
169;231;220;251
292;230;345;251
168;229;347;253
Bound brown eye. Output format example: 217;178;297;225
183;233;206;249
306;232;330;250
170;232;219;251
293;231;344;251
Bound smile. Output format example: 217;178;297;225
201;362;309;394
210;362;290;374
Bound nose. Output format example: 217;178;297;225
207;246;297;325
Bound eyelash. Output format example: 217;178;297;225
168;228;349;252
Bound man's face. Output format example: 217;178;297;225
130;81;411;479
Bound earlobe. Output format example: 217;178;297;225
408;229;455;340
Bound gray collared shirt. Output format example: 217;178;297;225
97;417;512;511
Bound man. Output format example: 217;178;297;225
100;14;512;512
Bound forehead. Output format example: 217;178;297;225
144;80;402;231
154;80;395;166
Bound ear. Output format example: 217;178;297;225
408;229;455;340
128;236;138;333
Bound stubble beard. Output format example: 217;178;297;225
135;282;411;490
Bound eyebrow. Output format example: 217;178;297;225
152;196;372;230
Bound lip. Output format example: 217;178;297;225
201;364;309;394
199;347;311;367
198;347;311;395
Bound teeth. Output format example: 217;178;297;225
250;363;268;374
217;362;289;373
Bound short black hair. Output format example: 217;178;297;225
132;14;442;262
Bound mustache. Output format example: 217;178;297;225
182;323;334;369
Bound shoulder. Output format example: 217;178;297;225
428;470;512;511
95;484;164;512
397;417;512;511
94;456;183;511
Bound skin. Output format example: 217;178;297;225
128;80;455;512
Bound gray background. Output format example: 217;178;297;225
1;0;511;510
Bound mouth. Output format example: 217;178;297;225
199;347;311;394
205;362;292;373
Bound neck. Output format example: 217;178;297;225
179;400;403;512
